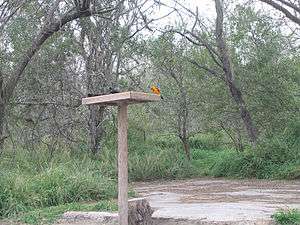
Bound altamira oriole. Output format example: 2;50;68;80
150;85;163;99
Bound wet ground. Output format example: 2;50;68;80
133;178;300;223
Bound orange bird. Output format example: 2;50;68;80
150;85;163;99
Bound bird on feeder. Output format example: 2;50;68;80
109;86;120;94
150;84;163;99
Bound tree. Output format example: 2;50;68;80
0;0;27;150
215;0;258;144
147;35;204;159
77;0;158;155
258;0;300;26
171;0;259;146
229;4;300;137
0;0;120;151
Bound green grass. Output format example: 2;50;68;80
195;148;300;179
0;127;299;224
191;149;230;176
0;149;118;219
272;209;300;225
8;200;117;225
99;136;200;181
128;145;198;181
191;124;300;180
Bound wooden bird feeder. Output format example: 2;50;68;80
82;91;160;225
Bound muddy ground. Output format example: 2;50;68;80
133;178;300;224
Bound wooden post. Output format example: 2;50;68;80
118;103;128;225
82;92;160;225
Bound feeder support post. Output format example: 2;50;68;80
82;92;160;225
118;103;128;225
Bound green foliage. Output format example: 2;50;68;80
15;201;117;225
2;2;300;224
272;209;300;225
99;135;199;181
129;144;197;181
209;122;300;179
0;136;199;221
276;163;300;180
210;151;299;179
192;149;228;176
229;5;299;137
0;150;117;218
149;134;180;149
1;126;300;224
189;133;223;150
210;150;265;178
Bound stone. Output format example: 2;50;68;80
128;198;154;225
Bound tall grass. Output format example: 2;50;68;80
208;122;300;179
272;209;300;225
0;139;196;219
99;136;199;181
129;145;197;181
0;122;299;222
0;150;117;218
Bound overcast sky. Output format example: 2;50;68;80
181;0;216;18
154;0;216;26
149;0;299;36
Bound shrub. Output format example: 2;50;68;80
209;121;300;179
189;133;223;150
17;200;117;225
275;162;300;179
0;166;116;218
129;144;197;181
272;209;300;225
148;134;180;149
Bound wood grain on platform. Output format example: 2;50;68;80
82;91;160;105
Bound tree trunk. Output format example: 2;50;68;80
183;138;191;160
235;121;244;152
215;0;258;146
0;103;5;152
88;105;105;155
227;81;258;145
61;198;154;225
227;83;258;145
180;136;191;160
182;87;191;160
0;73;5;152
143;129;146;142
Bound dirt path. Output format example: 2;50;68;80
133;178;300;224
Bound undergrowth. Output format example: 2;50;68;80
0;163;117;218
272;209;300;225
0;122;299;224
14;200;117;225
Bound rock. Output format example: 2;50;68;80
60;198;154;225
61;211;118;223
128;198;154;225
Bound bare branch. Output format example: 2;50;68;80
0;0;26;31
171;29;223;69
186;58;223;80
276;0;300;13
3;2;117;101
259;0;300;25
